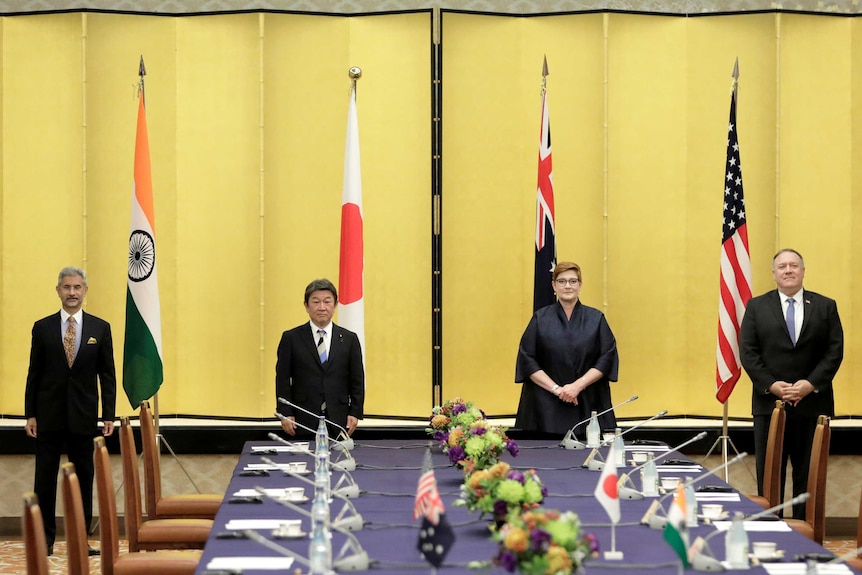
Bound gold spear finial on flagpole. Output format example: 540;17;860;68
542;54;549;93
731;57;739;99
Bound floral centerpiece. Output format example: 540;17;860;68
454;462;545;522
492;508;599;575
426;397;484;446
446;419;519;473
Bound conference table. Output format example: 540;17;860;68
194;438;857;575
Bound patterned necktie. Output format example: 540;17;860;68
317;329;328;363
64;316;76;366
785;298;797;346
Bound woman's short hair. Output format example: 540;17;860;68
553;262;582;282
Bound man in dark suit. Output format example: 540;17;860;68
24;267;116;556
740;249;843;519
276;278;364;439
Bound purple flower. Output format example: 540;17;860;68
585;532;600;554
541;485;548;497
493;499;509;517
497;550;518;572
473;426;487;436
433;430;448;442
448;445;465;464
452;403;467;415
530;528;553;552
505;440;520;457
507;470;525;484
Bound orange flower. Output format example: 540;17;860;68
487;461;511;479
468;470;490;490
546;544;572;574
448;428;464;446
503;527;529;553
430;414;450;429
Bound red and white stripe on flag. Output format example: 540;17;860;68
414;469;445;525
715;85;752;404
338;84;366;359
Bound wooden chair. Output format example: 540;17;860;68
60;464;90;575
139;401;221;520
786;415;831;544
93;437;203;575
22;492;49;575
117;418;213;552
747;401;786;509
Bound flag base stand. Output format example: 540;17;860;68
604;524;623;560
603;550;624;560
153;393;205;494
701;403;746;483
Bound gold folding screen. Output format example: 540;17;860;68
0;11;859;420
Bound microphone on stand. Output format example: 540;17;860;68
254;486;371;571
268;432;356;472
275;412;353;453
278;397;354;449
255;479;363;534
242;529;334;575
689;492;810;572
643;452;747;529
261;453;361;501
617;431;708;500
560;395;638;450
584;410;668;471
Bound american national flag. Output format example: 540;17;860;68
534;57;557;312
715;60;753;404
414;448;454;567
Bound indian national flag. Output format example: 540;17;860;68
123;66;163;409
663;484;690;567
338;82;365;361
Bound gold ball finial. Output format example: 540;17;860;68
349;66;362;80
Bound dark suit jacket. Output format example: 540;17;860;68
740;289;843;417
24;311;117;435
275;322;365;435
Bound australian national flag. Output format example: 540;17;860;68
414;448;455;567
534;75;556;312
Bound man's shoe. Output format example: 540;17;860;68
88;545;100;556
47;545;53;556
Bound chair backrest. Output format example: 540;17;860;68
94;435;121;572
120;416;146;552
61;463;91;575
761;401;786;508
139;400;163;521
22;492;49;575
805;414;831;545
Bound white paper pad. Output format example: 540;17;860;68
762;563;853;575
224;519;301;530
207;557;295;570
625;445;670;452
695;492;741;501
656;466;702;473
251;443;309;453
712;520;792;532
233;488;300;498
243;463;280;471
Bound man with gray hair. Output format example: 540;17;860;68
24;266;116;555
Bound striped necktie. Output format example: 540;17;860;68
317;329;328;363
64;317;76;366
785;298;797;346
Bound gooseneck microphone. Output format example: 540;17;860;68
254;486;371;571
275;412;353;452
560;395;639;450
585;410;669;470
689;492;810;572
644;452;747;529
242;529;332;575
261;454;361;501
267;432;356;472
278;397;354;449
617;431;709;500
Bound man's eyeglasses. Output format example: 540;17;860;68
555;278;581;286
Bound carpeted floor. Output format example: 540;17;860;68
0;539;125;575
0;537;857;574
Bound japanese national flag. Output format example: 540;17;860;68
594;444;620;524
